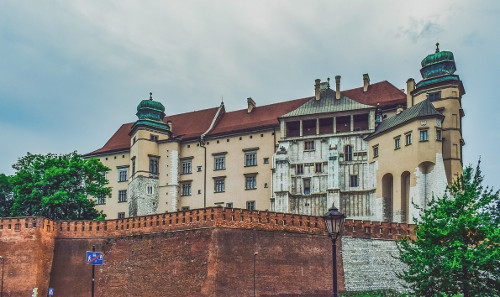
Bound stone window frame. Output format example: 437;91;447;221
118;190;127;203
244;173;257;190
181;156;193;175
419;128;429;142
304;140;315;151
243;147;259;167
213;152;227;171
117;166;128;182
181;182;192;196
405;131;412;146
246;201;256;211
372;145;379;158
350;175;358;187
213;176;226;193
344;145;353;161
394;136;401;150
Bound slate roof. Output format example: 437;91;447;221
280;89;373;118
366;99;443;140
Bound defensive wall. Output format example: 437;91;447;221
0;207;414;296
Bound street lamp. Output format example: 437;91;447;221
0;255;4;297
253;252;258;297
323;206;345;297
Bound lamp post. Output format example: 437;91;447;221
323;206;345;297
253;252;258;297
0;255;4;297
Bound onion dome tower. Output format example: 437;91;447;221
411;43;465;185
416;43;462;90
131;92;170;132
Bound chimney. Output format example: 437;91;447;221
314;79;321;100
247;97;256;113
406;78;415;108
335;75;341;100
363;73;370;92
167;120;172;130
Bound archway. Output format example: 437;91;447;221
401;171;411;223
382;173;393;222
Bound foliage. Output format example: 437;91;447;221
9;152;111;220
397;161;500;297
0;173;13;217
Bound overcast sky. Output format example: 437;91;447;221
1;1;499;189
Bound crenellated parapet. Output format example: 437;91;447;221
1;208;415;241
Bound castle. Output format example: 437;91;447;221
85;44;465;223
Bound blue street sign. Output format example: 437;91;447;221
48;288;54;296
86;251;104;265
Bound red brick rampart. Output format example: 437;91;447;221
0;208;415;296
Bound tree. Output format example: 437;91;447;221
0;173;13;217
9;152;111;220
397;161;500;297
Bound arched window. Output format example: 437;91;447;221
344;145;352;161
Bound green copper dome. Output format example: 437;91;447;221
416;43;460;89
132;92;169;131
419;43;456;79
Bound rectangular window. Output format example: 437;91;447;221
304;140;315;151
181;183;192;196
406;133;412;145
214;178;225;193
373;146;379;158
394;138;401;149
181;160;192;174
150;134;159;142
428;91;441;101
132;158;136;176
315;163;323;173
303;178;311;195
246;201;256;211
420;130;428;141
263;158;269;164
118;212;125;219
350;175;358;187
245;175;257;190
118;190;127;202
436;129;442;141
147;186;153;195
226;203;233;208
344;145;352;161
97;197;106;205
245;152;257;167
149;157;159;174
118;167;128;182
296;164;304;175
214;155;225;170
181;206;190;211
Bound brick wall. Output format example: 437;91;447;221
0;217;56;297
0;208;415;296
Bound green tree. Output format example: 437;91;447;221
0;173;13;217
397;162;500;297
9;152;111;220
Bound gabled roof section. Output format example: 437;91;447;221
85;107;219;156
342;81;406;108
280;89;373;119
366;99;443;140
207;97;310;136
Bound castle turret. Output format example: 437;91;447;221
411;43;465;184
128;93;171;217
